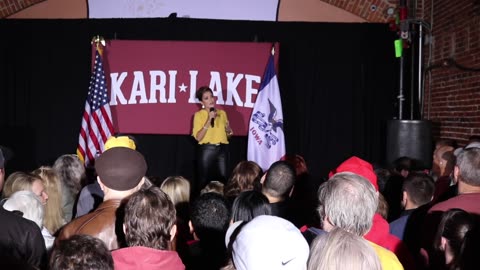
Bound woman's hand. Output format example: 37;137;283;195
226;122;233;137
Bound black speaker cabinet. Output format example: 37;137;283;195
386;120;433;169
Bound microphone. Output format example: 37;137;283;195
210;108;215;127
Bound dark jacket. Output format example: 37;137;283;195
0;207;47;269
57;199;123;250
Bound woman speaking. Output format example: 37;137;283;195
192;86;233;194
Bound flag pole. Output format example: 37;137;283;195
91;35;106;55
77;35;114;166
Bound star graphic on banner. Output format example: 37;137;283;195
179;83;188;92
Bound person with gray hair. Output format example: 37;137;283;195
53;154;86;222
317;172;403;270
3;190;55;250
318;172;378;235
423;148;480;268
429;148;480;214
308;228;382;270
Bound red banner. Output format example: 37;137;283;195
103;40;278;136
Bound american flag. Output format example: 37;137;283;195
76;49;114;166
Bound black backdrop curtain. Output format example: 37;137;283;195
0;18;398;182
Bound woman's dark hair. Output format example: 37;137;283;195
434;208;479;270
224;161;263;199
231;190;271;223
195;86;213;101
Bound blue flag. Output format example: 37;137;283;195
247;54;286;171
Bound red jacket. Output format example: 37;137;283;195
112;246;185;270
365;213;416;270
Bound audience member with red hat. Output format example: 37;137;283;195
329;156;416;270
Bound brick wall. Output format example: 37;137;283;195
323;0;397;22
422;0;480;146
0;0;44;18
326;0;480;146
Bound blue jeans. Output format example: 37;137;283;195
196;144;228;194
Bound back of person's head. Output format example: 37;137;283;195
50;234;113;270
329;156;378;191
231;190;271;223
3;172;41;198
0;146;12;170
0;147;5;192
434;209;478;269
225;161;262;198
468;135;480;144
3;190;44;228
402;172;435;207
281;154;309;178
160;175;190;205
227;215;309;270
318;172;378;236
377;193;389;220
308;227;382;270
436;138;458;149
262;161;296;199
190;192;230;241
0;147;4;170
32;166;64;234
433;146;456;176
52;154;86;195
124;187;176;250
455;148;480;186
392;156;413;174
94;147;147;193
200;180;224;195
374;167;391;194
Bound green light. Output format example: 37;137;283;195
394;39;403;58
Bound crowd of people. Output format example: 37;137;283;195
0;135;480;270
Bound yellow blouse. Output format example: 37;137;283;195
192;109;230;145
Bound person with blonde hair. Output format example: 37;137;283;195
2;171;49;205
160;175;192;261
32;166;66;235
308;228;382;270
200;181;224;195
160;176;190;206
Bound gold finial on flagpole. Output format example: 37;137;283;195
91;35;106;56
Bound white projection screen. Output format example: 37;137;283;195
88;0;280;21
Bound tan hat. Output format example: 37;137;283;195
95;147;147;191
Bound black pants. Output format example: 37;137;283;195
196;144;228;194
